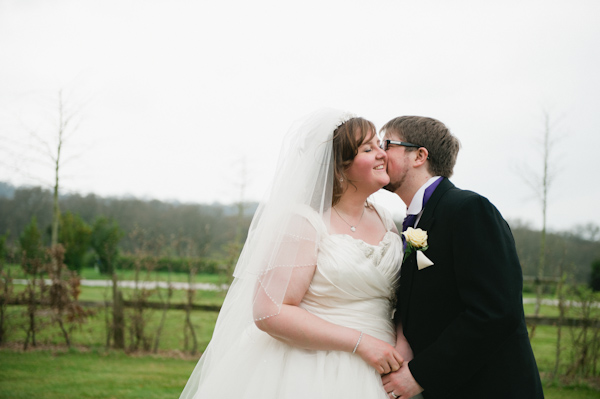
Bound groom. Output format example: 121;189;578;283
380;116;544;398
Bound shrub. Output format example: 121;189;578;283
118;254;221;274
19;216;44;274
59;212;92;272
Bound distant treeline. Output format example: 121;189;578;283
510;221;600;285
0;182;255;261
0;182;599;283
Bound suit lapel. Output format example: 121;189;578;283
416;177;454;231
400;178;454;327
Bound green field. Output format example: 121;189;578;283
0;349;195;399
1;269;599;398
1;341;599;399
0;347;597;399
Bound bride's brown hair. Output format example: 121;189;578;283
332;117;377;206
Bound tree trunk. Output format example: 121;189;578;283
112;273;125;349
183;268;198;355
153;270;173;354
51;91;65;249
530;112;551;339
552;271;567;377
57;318;70;348
0;269;9;345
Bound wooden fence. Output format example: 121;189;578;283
4;298;599;327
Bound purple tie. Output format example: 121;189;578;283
401;214;417;233
402;177;442;232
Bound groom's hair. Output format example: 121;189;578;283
380;116;460;178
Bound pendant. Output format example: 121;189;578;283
350;226;356;232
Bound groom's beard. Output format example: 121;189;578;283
383;173;405;193
383;183;396;192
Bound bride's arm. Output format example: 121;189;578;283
254;264;403;375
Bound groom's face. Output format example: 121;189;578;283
382;130;412;194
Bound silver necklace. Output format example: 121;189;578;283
333;206;365;232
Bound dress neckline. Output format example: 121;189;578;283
329;230;395;247
327;202;392;246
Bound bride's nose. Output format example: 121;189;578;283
376;146;387;160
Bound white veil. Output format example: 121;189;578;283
180;108;356;398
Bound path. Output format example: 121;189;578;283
13;278;227;291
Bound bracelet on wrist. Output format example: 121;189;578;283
352;331;364;354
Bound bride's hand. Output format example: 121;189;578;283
355;333;404;374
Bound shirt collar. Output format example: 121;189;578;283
406;176;442;216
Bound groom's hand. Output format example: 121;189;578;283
382;362;423;398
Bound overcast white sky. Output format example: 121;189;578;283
1;0;599;232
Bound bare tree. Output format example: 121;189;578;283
520;110;562;338
183;266;199;355
127;228;160;352
47;91;83;248
111;273;125;349
153;235;186;354
19;256;45;350
45;244;92;348
534;112;552;326
552;255;571;378
6;90;84;248
152;265;173;354
566;285;600;378
0;251;12;345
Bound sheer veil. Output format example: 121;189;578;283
180;108;356;398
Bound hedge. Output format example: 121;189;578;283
117;255;222;274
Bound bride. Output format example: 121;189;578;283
179;108;410;399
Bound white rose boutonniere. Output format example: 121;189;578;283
402;227;434;270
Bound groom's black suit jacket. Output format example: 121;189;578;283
395;178;544;399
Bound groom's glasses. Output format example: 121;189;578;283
380;140;422;151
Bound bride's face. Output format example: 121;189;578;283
344;132;389;193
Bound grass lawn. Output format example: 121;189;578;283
0;347;599;399
0;349;197;399
543;385;600;399
2;269;599;397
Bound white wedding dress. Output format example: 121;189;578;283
189;205;403;399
